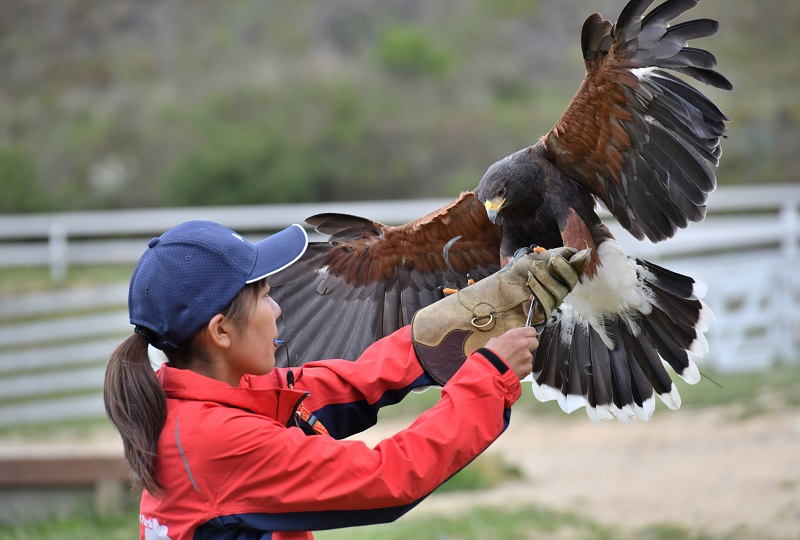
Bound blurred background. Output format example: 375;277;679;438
0;0;796;212
0;0;798;539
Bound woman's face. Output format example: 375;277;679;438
224;282;282;382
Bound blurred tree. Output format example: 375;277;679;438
0;147;52;213
0;0;795;212
376;25;452;77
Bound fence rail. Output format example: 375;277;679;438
3;184;798;278
0;184;798;427
0;199;456;281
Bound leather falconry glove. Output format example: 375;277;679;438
411;246;591;386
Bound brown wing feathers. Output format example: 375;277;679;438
544;0;730;243
530;0;729;421
306;193;500;287
268;192;501;362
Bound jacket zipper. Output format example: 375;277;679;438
287;391;310;428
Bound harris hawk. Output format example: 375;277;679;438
268;0;731;424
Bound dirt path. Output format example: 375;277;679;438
353;406;800;539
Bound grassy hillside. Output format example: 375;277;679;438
1;0;797;212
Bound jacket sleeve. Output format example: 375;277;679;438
273;326;437;439
197;347;522;534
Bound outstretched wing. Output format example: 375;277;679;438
542;0;732;242
268;192;501;365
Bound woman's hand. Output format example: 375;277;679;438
484;326;538;380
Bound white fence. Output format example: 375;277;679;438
0;200;454;283
0;185;798;427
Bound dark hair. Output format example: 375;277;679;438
104;281;264;494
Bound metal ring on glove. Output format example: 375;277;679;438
471;313;494;328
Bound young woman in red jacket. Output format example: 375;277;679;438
104;220;584;539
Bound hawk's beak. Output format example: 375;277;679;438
485;197;505;224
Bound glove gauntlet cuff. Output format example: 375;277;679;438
411;267;533;386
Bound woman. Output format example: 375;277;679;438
104;219;579;539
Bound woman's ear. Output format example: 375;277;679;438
206;313;232;349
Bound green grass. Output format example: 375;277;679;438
378;361;800;422
517;361;800;422
0;264;134;298
0;415;114;440
0;512;135;540
316;505;615;540
670;362;800;419
438;452;523;493
0;504;761;540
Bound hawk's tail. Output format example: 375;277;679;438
529;240;713;424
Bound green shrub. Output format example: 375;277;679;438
376;26;452;77
162;129;321;206
0;147;51;213
438;453;524;493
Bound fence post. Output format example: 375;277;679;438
49;221;67;284
777;199;799;360
780;199;799;259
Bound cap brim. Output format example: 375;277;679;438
247;224;309;283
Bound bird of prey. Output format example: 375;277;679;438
269;0;731;424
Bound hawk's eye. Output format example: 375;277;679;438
497;188;506;198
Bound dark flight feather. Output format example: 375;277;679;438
641;0;698;28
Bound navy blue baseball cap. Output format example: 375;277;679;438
129;220;308;350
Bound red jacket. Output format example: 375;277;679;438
139;326;521;539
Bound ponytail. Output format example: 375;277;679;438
104;281;264;494
104;333;167;494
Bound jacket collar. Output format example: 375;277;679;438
157;364;308;427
